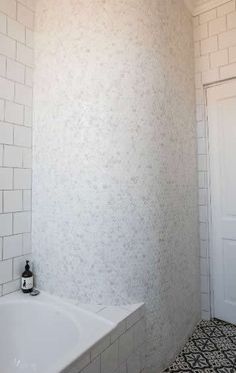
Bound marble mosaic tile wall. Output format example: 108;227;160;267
33;1;200;371
0;0;34;296
194;0;236;320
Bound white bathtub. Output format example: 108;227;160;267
0;291;115;373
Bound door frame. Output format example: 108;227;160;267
204;77;236;320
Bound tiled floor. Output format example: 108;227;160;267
164;319;236;372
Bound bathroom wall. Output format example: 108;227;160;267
33;1;200;371
0;0;34;295
194;0;236;320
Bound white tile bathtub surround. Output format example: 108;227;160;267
4;190;22;212
194;0;236;320
0;213;12;236
0;0;34;293
5;101;24;124
14;168;32;189
0;13;6;34
0;0;17;18
0;34;15;59
0;144;3;164
0;123;13;145
62;303;145;373
0;259;12;284
0;100;4;120
3;234;23;259
6;58;25;84
33;1;200;372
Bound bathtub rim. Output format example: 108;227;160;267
0;290;144;373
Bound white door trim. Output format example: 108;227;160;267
204;77;236;320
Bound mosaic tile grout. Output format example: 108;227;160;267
164;319;236;372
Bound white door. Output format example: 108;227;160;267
207;79;236;325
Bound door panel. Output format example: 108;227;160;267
219;98;236;216
223;239;236;304
207;79;236;324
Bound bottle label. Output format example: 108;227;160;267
21;276;33;290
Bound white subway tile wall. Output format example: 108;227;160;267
0;0;34;295
64;303;146;373
194;0;236;319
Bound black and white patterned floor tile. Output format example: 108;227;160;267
164;319;236;372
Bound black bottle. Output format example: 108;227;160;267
21;260;33;293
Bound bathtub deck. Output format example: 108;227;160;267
0;291;145;373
